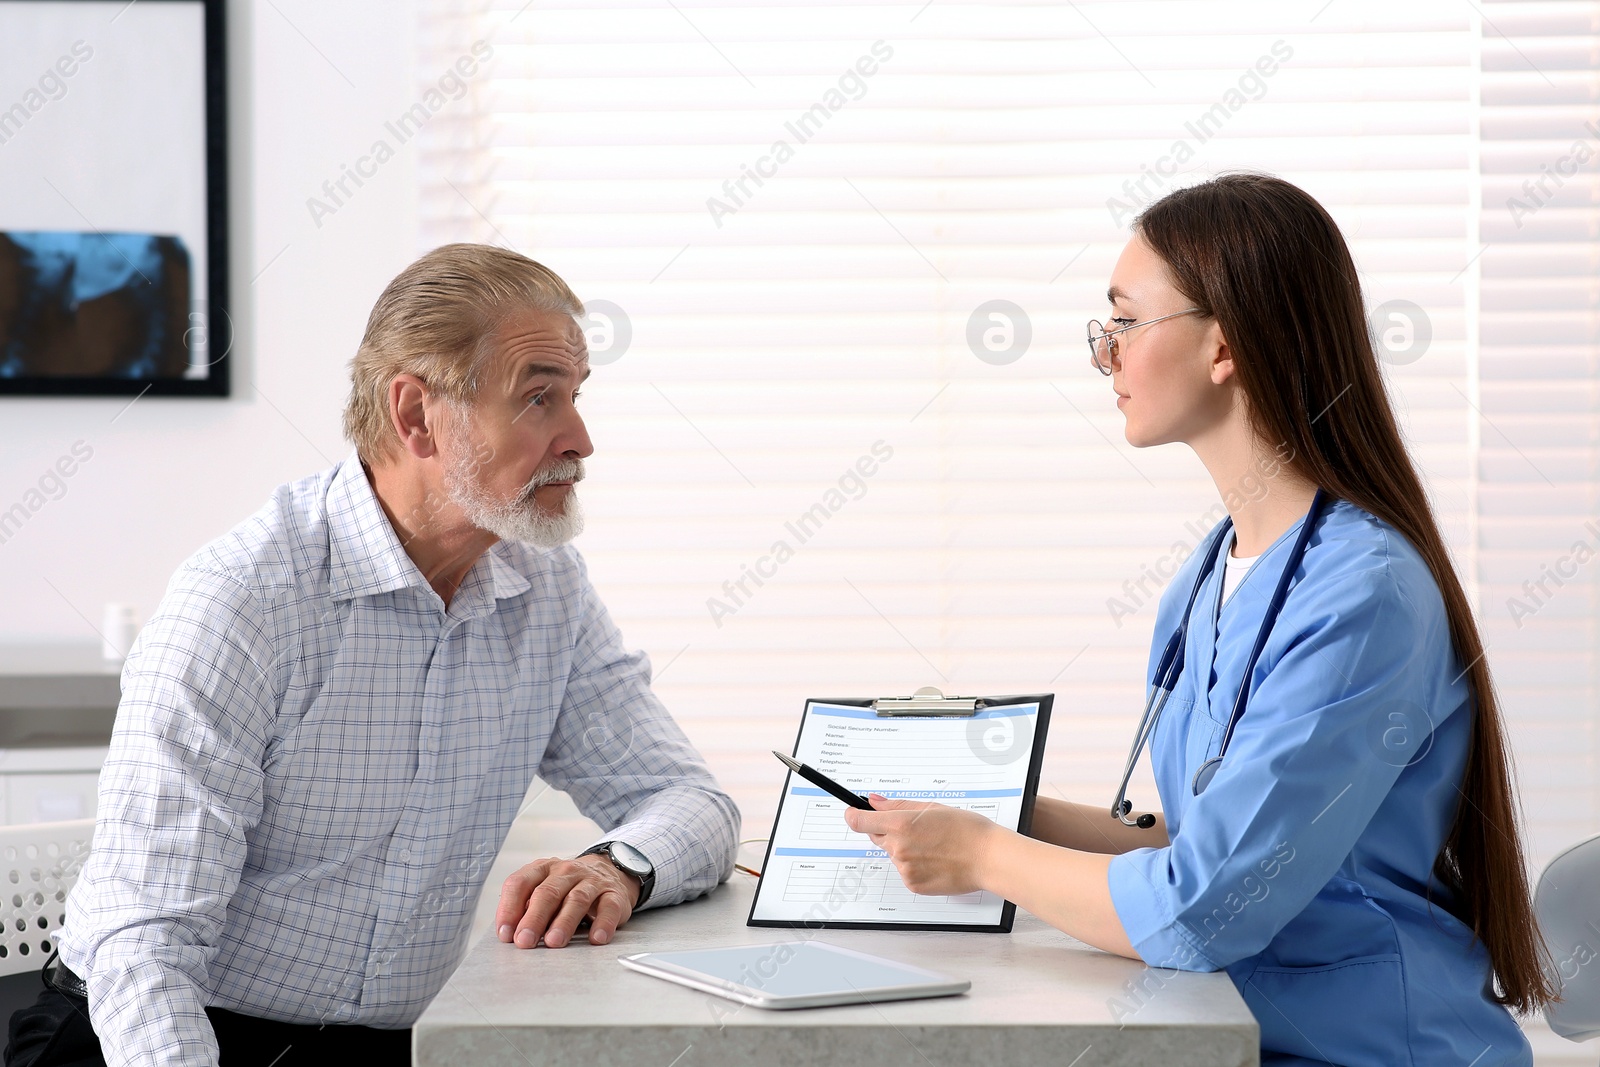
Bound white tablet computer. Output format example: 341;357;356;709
617;941;970;1010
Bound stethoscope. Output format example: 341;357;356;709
1112;488;1330;828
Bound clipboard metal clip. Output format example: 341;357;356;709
871;687;981;717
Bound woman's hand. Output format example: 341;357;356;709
847;792;1139;959
843;793;1003;896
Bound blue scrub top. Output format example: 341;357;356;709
1106;500;1531;1066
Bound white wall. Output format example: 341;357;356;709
0;0;419;643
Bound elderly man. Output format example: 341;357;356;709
7;244;739;1066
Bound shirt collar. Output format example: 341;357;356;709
484;543;533;602
327;450;532;607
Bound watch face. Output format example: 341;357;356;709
608;840;651;876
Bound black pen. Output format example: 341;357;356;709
772;751;875;810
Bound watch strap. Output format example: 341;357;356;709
580;841;655;909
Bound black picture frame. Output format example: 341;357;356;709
0;0;230;397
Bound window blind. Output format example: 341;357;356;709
415;4;1597;1023
1477;4;1600;1061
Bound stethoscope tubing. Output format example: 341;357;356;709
1112;488;1330;826
1111;682;1174;825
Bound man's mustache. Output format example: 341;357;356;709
516;459;585;503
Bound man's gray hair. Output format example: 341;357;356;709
343;243;583;464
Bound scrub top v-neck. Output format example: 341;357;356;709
1219;533;1259;607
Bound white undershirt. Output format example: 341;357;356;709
1220;534;1260;604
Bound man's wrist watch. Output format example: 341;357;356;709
579;840;655;909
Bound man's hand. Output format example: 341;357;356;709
843;792;1002;896
496;853;640;948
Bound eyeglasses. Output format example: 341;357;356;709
1086;308;1203;375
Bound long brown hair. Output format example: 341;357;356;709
1133;172;1555;1013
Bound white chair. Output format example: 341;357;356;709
1537;833;1600;1048
0;819;94;978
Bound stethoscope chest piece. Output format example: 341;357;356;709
1191;756;1222;796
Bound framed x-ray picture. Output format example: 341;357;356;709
0;0;229;396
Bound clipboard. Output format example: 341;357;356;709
747;687;1053;933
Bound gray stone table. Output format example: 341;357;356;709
416;871;1259;1066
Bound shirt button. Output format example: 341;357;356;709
398;849;411;862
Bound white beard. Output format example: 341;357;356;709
441;416;586;549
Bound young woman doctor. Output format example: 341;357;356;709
846;174;1555;1065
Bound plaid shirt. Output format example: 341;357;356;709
58;450;739;1067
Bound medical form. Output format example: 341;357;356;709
748;695;1052;931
